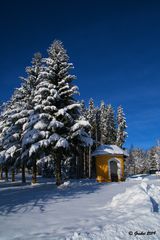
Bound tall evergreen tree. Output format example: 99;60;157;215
128;148;146;174
99;100;106;144
80;100;87;119
116;106;127;147
95;107;101;144
20;53;43;183
87;98;97;143
148;147;159;172
50;41;93;181
125;145;135;176
22;40;92;185
0;104;6;179
0;100;18;180
0;53;44;183
2;91;24;170
105;104;116;144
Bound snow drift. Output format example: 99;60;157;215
68;182;160;240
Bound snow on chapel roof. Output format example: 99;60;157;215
92;144;128;157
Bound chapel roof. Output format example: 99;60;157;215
92;144;128;157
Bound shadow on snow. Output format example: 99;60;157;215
0;179;103;216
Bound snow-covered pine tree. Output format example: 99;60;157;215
154;152;160;171
20;53;43;183
84;98;98;178
155;146;160;171
144;149;152;173
0;104;6;180
141;145;160;174
22;40;92;185
95;107;101;144
152;142;160;172
41;40;78;184
116;106;127;147
78;100;88;178
148;148;157;173
22;43;67;185
2;96;20;181
125;145;134;176
148;147;160;173
80;100;87;119
70;117;93;178
130;148;146;174
1;53;43;183
0;102;4;113
87;98;97;143
99;100;107;144
0;84;32;182
126;146;150;175
21;52;60;184
105;104;116;145
47;41;92;181
0;100;17;181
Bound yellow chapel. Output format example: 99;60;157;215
92;145;128;182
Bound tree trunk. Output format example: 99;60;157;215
134;164;136;175
32;159;37;184
95;127;98;147
83;148;86;178
22;163;26;183
11;169;15;182
55;156;62;186
88;146;92;178
5;167;8;182
100;133;103;145
0;166;3;180
76;154;81;179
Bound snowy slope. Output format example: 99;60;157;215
0;175;160;240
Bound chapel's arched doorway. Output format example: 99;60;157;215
110;160;118;182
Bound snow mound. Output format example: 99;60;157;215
108;182;152;213
68;182;160;240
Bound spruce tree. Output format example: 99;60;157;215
130;148;146;174
80;100;86;118
21;52;57;184
22;40;92;185
99;100;106;144
0;53;44;183
50;41;93;181
87;98;97;143
149;147;159;172
116;106;127;147
95;107;101;144
0;99;20;177
105;104;116;145
0;105;5;179
0;41;93;183
2;93;23;175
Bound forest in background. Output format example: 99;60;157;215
126;143;160;175
0;40;145;186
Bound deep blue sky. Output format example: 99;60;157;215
1;0;160;149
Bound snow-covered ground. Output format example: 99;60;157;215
0;175;160;240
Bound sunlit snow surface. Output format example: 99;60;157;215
0;174;160;240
